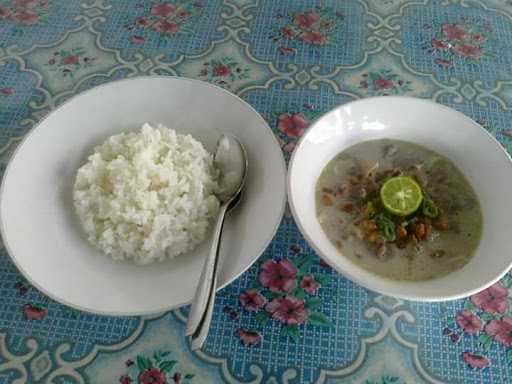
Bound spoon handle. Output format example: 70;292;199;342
186;203;228;337
190;264;218;350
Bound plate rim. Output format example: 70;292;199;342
0;75;287;316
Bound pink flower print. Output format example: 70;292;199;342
432;38;449;50
442;24;469;41
22;304;48;320
10;10;38;25
278;47;297;55
213;64;230;77
293;12;320;29
453;43;482;59
135;16;151;27
11;0;38;8
130;35;146;44
321;21;334;31
374;77;394;90
450;333;460;343
178;10;189;19
434;58;453;68
300;275;320;295
151;3;176;17
153;20;179;34
455;310;483;335
301;30;327;45
259;259;297;293
0;6;11;18
277;113;309;138
501;130;512;138
462;352;490;370
138;368;166;384
473;33;487;43
281;141;296;154
0;87;14;95
265;296;309;325
281;26;295;38
119;375;132;384
485;317;512;347
61;55;80;65
239;289;266;311
236;329;262;346
471;283;509;313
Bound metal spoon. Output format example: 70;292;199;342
186;134;247;350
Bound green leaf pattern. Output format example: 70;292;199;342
136;356;152;371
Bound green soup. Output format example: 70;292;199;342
316;139;482;281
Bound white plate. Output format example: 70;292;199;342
0;77;286;315
288;96;512;301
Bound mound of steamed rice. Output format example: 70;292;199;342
73;123;220;265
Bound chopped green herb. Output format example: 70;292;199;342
422;197;440;218
375;214;396;241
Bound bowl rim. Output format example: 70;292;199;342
0;75;287;315
287;95;512;302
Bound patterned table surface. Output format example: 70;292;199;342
1;0;512;383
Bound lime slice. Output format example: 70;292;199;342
380;176;423;216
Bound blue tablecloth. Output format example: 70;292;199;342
1;1;512;383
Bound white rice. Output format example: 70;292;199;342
73;123;220;265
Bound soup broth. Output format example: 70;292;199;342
316;139;482;281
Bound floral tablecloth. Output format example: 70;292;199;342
1;0;512;383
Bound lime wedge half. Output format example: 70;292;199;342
380;176;423;216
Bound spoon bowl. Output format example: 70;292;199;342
214;135;248;204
